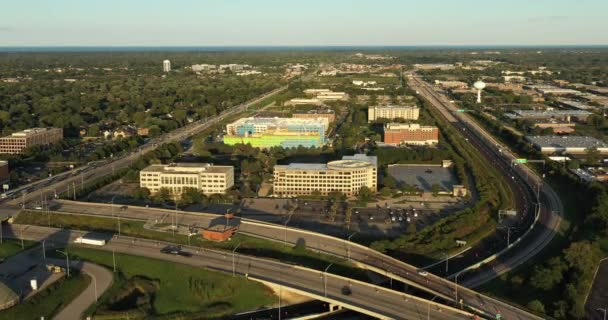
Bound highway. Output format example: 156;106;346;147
46;199;539;319
408;74;563;288
4;224;474;320
0;84;289;219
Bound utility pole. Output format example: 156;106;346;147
445;252;449;273
56;250;70;277
112;249;116;272
72;182;76;200
42;240;46;260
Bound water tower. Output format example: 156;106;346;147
473;80;486;103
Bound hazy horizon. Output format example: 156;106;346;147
1;0;607;47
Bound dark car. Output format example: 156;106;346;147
178;250;193;257
160;245;181;255
341;286;352;296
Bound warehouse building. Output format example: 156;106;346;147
140;163;234;197
505;110;592;122
273;154;377;197
368;105;420;122
525;136;608;154
383;123;439;146
0;128;63;154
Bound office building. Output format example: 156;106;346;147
273;154;377;197
163;60;171;72
383;123;439;145
292;110;336;123
525;136;608;154
224;117;328;149
140;163;234;196
368;105;420;122
0;128;63;154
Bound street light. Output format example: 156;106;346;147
56;250;70;277
427;296;439;320
455;271;464;306
597;308;607;320
283;214;292;246
232;243;241;277
347;231;358;262
323;263;333;297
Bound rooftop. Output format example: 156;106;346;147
228;117;328;127
276;154;377;171
384;123;437;130
506;109;593;118
141;163;232;174
4;127;61;138
371;105;419;109
526;136;608;148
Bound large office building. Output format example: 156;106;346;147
273;154;377;197
525;136;608;154
383;123;439;145
0;128;63;154
292;110;336;123
368;105;420;122
505;110;592;122
224;117;328;149
140;163;234;197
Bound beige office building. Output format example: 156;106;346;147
0;128;63;154
368;105;420;122
140;163;234;197
273;154;377;197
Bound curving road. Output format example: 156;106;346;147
5;224;474;320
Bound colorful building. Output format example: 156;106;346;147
224;117;328;149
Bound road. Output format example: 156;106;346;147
408;74;562;288
46;199;538;319
5;224;474;320
0;84;290;218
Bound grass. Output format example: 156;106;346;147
0;238;36;259
0;272;91;320
60;247;276;319
15;211;368;281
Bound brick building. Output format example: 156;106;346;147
383;123;439;146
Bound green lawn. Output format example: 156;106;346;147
0;238;37;259
0;273;90;320
63;247;276;318
15;211;367;280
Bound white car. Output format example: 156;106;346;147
418;271;428;276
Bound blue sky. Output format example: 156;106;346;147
1;0;606;46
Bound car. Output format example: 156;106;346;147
178;251;193;257
341;286;352;296
160;245;182;255
418;270;428;276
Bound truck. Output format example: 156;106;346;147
74;236;106;246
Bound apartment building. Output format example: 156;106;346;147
0;128;63;154
368;105;420;122
273;154;377;197
140;163;234;197
383;123;439;145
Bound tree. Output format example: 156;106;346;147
431;183;441;195
133;187;151;200
527;300;545;314
383;175;397;189
563;241;601;272
357;186;373;202
153;187;172;203
585;147;601;165
529;257;567;291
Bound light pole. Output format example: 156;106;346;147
42;240;46;260
347;231;357;262
445;251;449;273
56;250;70;277
455;271;464;305
283;214;292;246
597;308;607;320
92;274;98;303
427;296;438;320
323;263;333;297
112;249;116;272
232;243;241;277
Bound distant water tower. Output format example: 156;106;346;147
163;60;171;73
474;80;486;103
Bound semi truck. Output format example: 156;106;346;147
74;236;106;246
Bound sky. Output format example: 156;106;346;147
1;0;607;46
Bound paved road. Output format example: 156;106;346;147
585;258;608;320
0;84;290;219
5;224;474;320
408;74;563;288
48;200;536;319
52;259;113;320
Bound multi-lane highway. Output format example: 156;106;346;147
0;84;289;219
408;74;563;288
5;224;475;320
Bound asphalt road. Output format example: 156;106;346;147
408;74;563;288
5;224;473;320
48;200;536;319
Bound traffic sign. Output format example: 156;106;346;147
496;313;502;319
457;109;466;113
515;159;527;164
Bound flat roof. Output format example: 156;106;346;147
142;163;232;174
3;127;61;138
388;164;458;192
526;136;608;148
371;105;418;109
276;154;377;171
506;109;592;118
228;117;328;127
